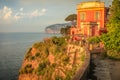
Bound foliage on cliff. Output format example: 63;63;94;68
19;36;86;80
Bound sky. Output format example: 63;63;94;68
0;0;112;33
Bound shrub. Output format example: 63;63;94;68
19;64;34;74
37;62;47;76
30;56;35;60
26;68;34;73
88;36;100;44
45;48;49;56
27;48;32;54
39;69;46;75
52;36;67;46
107;50;120;60
33;42;45;49
25;64;32;68
65;70;73;80
52;63;57;68
19;68;25;74
80;54;85;61
25;48;32;59
35;53;40;57
38;62;46;71
55;76;63;80
62;56;70;65
25;54;31;59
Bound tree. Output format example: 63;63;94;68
65;14;77;26
100;0;120;59
60;26;70;36
108;0;120;24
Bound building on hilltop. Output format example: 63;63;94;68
70;0;109;39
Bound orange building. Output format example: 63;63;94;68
70;1;109;38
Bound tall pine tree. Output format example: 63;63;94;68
100;0;120;59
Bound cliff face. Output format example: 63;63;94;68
45;23;71;33
18;37;86;80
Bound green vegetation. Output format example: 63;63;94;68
30;56;35;60
88;36;100;44
19;36;87;80
60;14;77;36
100;0;120;59
35;52;40;57
80;54;86;61
37;62;47;75
19;64;34;74
62;56;70;65
55;76;63;80
88;0;120;60
60;26;71;36
65;14;77;21
65;14;77;26
52;36;67;46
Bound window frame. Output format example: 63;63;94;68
80;12;86;21
95;11;100;20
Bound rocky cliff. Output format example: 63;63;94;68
18;37;86;80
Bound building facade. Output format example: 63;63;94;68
70;1;109;38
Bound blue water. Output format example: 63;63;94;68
0;33;60;80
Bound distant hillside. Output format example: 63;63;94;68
45;23;72;33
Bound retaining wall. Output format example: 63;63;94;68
72;47;90;80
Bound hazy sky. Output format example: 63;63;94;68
0;0;112;32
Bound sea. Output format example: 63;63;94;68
0;32;60;80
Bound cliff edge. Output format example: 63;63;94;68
18;36;87;80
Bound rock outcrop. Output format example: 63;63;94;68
18;37;86;80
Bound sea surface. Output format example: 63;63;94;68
0;33;60;80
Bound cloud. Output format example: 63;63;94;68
0;6;47;21
14;13;22;20
14;8;47;20
41;8;46;13
31;9;39;17
0;6;12;20
31;8;47;17
20;8;23;11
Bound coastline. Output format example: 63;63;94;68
18;36;88;80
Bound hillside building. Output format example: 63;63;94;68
70;0;109;39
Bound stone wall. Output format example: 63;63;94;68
72;47;90;80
